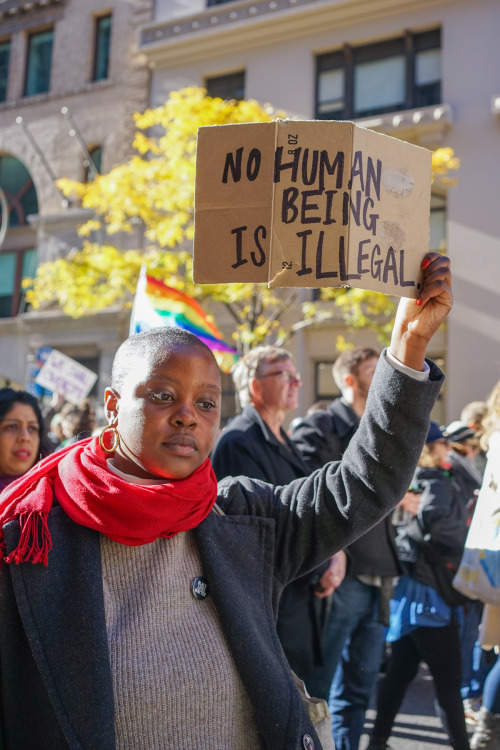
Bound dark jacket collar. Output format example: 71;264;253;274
327;397;360;437
242;404;311;474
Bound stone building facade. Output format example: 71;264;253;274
0;0;153;410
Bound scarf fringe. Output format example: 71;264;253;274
4;511;52;567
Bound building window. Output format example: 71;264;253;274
315;361;339;402
316;29;441;120
206;71;245;101
0;248;37;317
25;29;53;96
207;0;236;5
84;145;102;182
93;14;112;81
0;40;10;102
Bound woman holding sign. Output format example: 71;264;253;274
0;253;451;750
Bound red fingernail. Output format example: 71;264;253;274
421;258;431;269
416;298;423;306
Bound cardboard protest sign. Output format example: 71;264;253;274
194;120;432;297
35;349;97;403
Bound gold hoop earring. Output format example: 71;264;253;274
99;424;120;454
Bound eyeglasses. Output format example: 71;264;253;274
258;370;302;384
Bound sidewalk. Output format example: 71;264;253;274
359;664;474;749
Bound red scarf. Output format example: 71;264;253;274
0;436;218;566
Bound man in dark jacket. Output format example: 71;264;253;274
211;345;344;684
290;347;403;750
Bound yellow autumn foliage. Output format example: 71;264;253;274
26;87;459;350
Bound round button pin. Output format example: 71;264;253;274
302;734;315;750
192;576;209;600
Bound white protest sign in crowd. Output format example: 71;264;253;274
35;349;97;403
194;119;432;297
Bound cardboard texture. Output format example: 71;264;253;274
194;120;432;297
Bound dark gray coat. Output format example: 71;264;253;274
211;402;329;677
0;355;443;750
290;393;402;578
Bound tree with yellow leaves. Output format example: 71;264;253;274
25;87;459;351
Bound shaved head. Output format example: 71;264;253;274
111;328;218;391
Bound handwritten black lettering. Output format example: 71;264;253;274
223;147;243;184
399;249;415;287
274;147;302;183
356;239;371;275
339;235;361;281
296;230;313;276
230;225;267;269
301;190;323;224
302;150;319;186
347;152;381;199
315;230;339;279
231;226;248;269
382;247;398;285
222;147;262;183
251;225;267;267
282;187;299;224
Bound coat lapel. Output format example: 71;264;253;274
194;511;309;749
4;507;115;750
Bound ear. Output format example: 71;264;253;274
248;376;262;405
344;373;355;389
104;387;120;424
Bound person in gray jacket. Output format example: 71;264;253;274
0;252;451;750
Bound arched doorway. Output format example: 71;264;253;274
0;154;38;317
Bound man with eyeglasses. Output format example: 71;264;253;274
211;345;342;689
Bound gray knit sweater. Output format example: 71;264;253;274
101;531;260;749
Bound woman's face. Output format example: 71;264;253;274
106;344;222;480
0;402;41;476
430;438;449;465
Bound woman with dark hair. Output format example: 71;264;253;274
0;388;52;492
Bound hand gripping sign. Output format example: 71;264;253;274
193;120;432;297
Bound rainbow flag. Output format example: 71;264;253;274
129;268;239;373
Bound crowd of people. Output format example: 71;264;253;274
0;253;498;749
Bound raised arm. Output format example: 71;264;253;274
218;254;453;584
389;252;452;371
